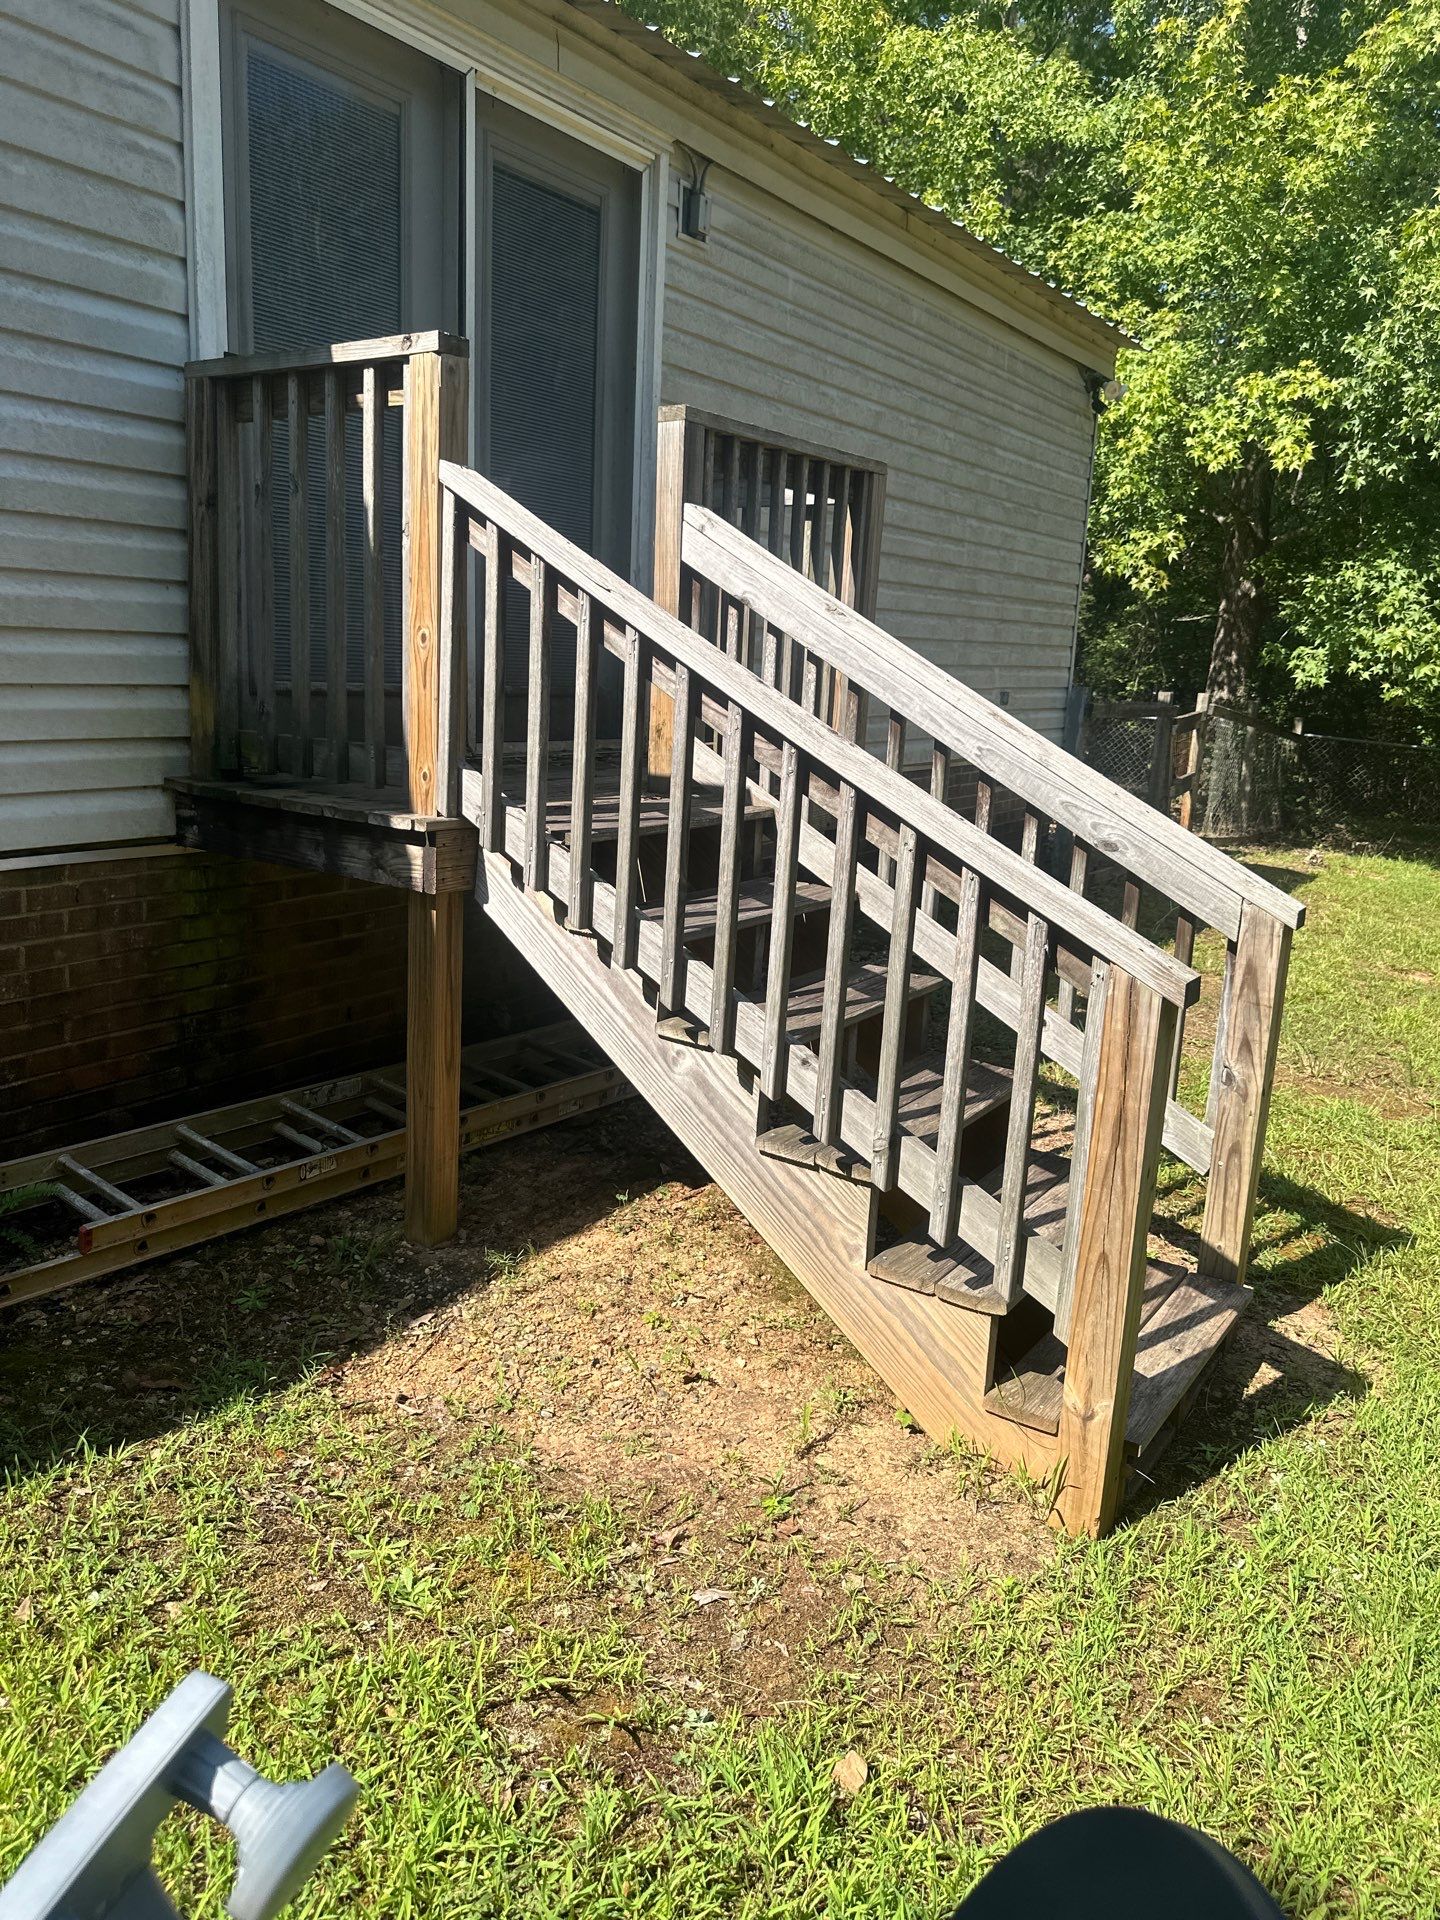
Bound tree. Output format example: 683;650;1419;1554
629;0;1440;736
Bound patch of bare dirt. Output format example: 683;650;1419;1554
337;1106;1053;1587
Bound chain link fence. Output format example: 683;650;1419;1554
1075;690;1440;840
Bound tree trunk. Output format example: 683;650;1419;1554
1206;460;1269;710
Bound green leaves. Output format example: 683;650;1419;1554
624;0;1440;730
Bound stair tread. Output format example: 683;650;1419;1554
639;877;831;940
867;1149;1065;1312
892;1054;1014;1143
512;747;775;845
985;1263;1252;1446
775;960;942;1038
755;1122;870;1182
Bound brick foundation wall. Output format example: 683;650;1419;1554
1;851;408;1157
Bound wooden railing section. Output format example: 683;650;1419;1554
440;458;1219;1531
185;332;469;803
679;504;1302;1299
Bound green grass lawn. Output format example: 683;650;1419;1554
2;838;1438;1919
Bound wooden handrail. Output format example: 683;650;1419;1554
439;459;1198;1008
184;331;467;383
682;503;1304;941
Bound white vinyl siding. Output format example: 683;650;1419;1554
0;0;189;854
662;171;1094;743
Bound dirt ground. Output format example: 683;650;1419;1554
3;1089;1348;1620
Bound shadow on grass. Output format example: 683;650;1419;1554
1127;1166;1405;1517
0;1102;701;1483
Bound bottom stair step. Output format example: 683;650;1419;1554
756;1122;871;1182
985;1263;1252;1450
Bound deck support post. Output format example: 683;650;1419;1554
1053;967;1177;1536
402;346;470;1246
1199;903;1291;1287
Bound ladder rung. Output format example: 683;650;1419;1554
53;1182;107;1225
175;1123;258;1176
274;1121;323;1156
279;1097;360;1144
56;1153;135;1213
365;1096;406;1125
167;1150;228;1190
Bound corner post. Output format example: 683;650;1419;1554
1053;967;1177;1536
185;373;219;779
403;346;470;1247
648;408;701;774
1199;902;1291;1287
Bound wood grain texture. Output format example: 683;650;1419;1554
403;351;470;816
1053;967;1177;1536
404;890;463;1245
1200;904;1292;1286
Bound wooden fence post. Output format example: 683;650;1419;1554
1199;903;1291;1287
1054;967;1177;1536
403;347;470;1248
1148;690;1176;812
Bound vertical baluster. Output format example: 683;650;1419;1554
1056;840;1090;1024
710;700;748;1056
789;456;811;575
928;864;982;1247
808;461;830;587
1206;940;1236;1129
1168;910;1196;1099
611;626;647;971
880;712;908;883
323;370;347;780
361;364;384;786
768;450;789;560
741;441;763;669
920;746;951;917
760;741;804;1104
991;913;1050;1306
1056;957;1110;1343
285;373;311;776
249;373;275;772
524;554;551;892
1009;809;1041;980
660;661;696;1012
567;589;598;931
721;434;740;525
477;524;506;852
813;780;861;1147
871;823;920;1191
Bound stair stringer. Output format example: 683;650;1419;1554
475;850;1063;1481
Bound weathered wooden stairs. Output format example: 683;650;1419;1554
439;457;1302;1538
160;337;1302;1537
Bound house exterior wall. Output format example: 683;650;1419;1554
0;0;1104;862
661;169;1096;745
0;0;191;855
0;850;407;1156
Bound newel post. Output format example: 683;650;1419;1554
402;345;470;1247
1054;967;1178;1536
1199;903;1291;1288
648;409;702;775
